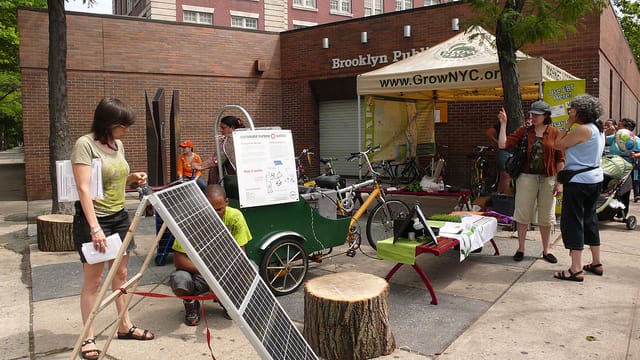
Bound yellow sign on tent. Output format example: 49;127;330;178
542;79;586;214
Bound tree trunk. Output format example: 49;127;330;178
37;214;75;251
303;272;395;360
48;0;71;214
496;0;526;134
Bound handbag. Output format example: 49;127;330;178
505;128;529;179
556;166;598;184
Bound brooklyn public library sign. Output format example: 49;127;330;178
331;47;429;69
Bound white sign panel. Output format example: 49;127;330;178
56;159;104;202
234;129;299;208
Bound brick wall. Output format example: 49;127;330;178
18;9;282;200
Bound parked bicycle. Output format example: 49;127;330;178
346;145;411;252
366;158;396;186
295;148;314;184
468;145;498;200
319;156;339;176
423;144;448;181
393;157;421;185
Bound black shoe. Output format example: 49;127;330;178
513;251;524;262
471;246;483;254
223;309;232;320
542;252;558;264
184;300;201;326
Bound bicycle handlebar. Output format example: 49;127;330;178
297;148;314;160
336;179;375;195
474;145;496;152
348;144;381;161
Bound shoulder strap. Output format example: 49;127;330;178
571;166;599;175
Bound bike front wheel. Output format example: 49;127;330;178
366;199;410;250
470;170;484;200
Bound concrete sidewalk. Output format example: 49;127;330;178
2;195;640;359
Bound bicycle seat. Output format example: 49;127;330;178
315;175;342;189
319;157;337;163
298;185;316;194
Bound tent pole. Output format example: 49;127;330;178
539;82;543;100
357;95;363;180
357;95;362;152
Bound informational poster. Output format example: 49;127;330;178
234;129;299;208
362;95;435;162
543;79;586;130
542;79;586;214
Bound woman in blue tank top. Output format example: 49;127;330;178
553;94;605;282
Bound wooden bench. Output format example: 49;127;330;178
382;236;500;305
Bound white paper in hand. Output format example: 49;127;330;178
81;233;123;264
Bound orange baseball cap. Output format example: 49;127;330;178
179;140;194;148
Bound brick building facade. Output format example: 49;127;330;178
18;2;640;200
113;0;460;31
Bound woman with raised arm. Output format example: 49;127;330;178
72;98;154;360
498;100;565;264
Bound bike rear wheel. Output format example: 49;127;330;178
366;199;410;250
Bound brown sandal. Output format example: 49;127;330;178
117;325;155;340
80;337;101;360
583;263;603;276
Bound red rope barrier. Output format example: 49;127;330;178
118;288;218;359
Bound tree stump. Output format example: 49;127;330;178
304;271;395;360
37;214;75;252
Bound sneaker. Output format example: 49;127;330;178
184;300;201;326
220;303;232;320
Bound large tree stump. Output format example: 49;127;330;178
37;214;75;252
304;271;395;360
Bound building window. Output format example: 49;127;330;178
126;0;132;13
183;5;214;24
396;0;412;10
231;16;258;29
330;0;352;14
292;20;318;29
364;0;383;16
293;0;317;9
424;0;439;5
184;10;213;24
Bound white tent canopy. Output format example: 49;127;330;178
356;27;578;101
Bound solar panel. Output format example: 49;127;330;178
148;181;318;360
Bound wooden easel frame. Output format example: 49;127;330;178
69;198;164;360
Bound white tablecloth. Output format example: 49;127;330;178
438;214;498;261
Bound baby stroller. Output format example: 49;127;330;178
596;154;637;230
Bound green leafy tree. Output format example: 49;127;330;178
615;0;640;70
0;0;47;149
468;0;607;132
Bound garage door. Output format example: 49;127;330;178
319;100;361;177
